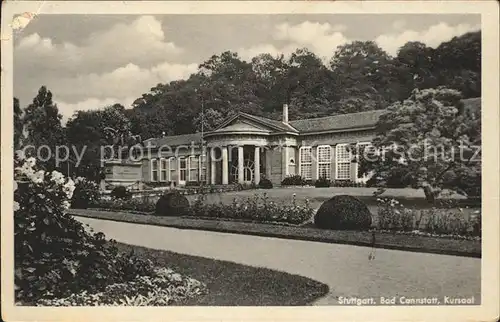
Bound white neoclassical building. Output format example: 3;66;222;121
104;103;389;187
104;97;480;187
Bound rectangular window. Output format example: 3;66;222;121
160;158;168;182
179;158;187;182
335;144;351;180
168;158;175;181
199;154;207;182
188;156;199;182
317;145;332;179
151;159;158;182
299;146;312;180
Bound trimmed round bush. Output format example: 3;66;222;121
314;195;372;230
258;178;273;189
111;186;131;200
155;191;190;216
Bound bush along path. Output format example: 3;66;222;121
14;157;205;306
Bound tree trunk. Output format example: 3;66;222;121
423;185;436;204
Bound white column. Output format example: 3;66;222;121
222;146;229;185
205;148;210;184
254;146;260;185
238;146;244;183
284;146;289;176
210;147;216;185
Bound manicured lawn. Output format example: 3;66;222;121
184;187;479;219
71;209;481;258
187;186;467;207
114;242;329;306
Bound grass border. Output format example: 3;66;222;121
70;209;481;258
114;242;330;306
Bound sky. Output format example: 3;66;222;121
14;14;481;122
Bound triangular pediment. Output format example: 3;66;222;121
213;114;276;133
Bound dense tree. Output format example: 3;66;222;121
433;31;481;98
193;108;227;132
14;97;23;149
123;31;480;139
22;86;65;171
395;41;439;99
330;41;399;111
358;88;481;203
66;105;132;181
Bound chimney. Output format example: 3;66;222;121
282;103;289;124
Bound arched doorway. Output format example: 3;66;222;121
230;159;255;184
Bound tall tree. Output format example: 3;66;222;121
66;105;132;181
22;86;64;170
283;48;334;119
433;31;481;98
14;97;24;150
330;41;399;111
395;41;439;100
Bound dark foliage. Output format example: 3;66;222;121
281;175;308;186
71;179;100;209
258;178;273;189
111;186;131;200
366;168;414;188
14;182;155;304
155;191;190;216
314;195;372;230
314;177;331;188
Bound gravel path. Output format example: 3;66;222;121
76;216;481;305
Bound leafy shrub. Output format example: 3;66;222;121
281;175;308;186
421;208;480;236
155;191;190;216
314;177;331;188
111;186;131;199
375;198;481;237
185;181;203;187
258;178;273;189
189;192;314;225
330;180;365;187
376;198;418;231
144;181;171;188
13;157;156;304
71;177;100;209
37;267;206;306
314;195;372;230
94;197;156;213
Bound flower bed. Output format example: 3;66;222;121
189;193;314;225
375;197;481;238
90;192;315;225
14;156;206;306
37;267;206;306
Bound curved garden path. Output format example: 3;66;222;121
75;216;481;305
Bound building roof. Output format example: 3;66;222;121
144;132;202;147
239;112;298;133
289;109;388;134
